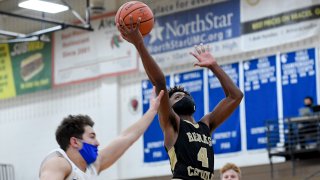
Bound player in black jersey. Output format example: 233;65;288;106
117;17;243;180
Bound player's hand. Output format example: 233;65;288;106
116;15;143;45
149;86;164;112
190;43;218;68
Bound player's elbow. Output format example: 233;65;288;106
230;91;243;104
236;91;244;100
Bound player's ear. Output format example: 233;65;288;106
70;137;81;148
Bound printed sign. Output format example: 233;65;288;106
0;41;52;99
54;14;138;85
141;0;240;69
208;63;241;153
9;41;52;95
243;55;278;150
281;48;317;117
142;76;170;162
174;69;205;121
241;0;320;51
0;44;16;99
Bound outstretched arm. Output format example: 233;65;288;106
117;16;179;149
191;44;243;133
95;88;164;173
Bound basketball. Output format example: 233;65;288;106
115;1;154;36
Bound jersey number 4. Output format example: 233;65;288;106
197;147;209;168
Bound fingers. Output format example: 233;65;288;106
206;44;210;52
120;33;129;41
136;17;141;30
200;43;205;53
151;86;164;101
120;18;130;32
195;45;201;54
151;86;156;98
157;90;164;101
117;23;127;35
193;62;200;67
129;15;134;30
189;51;199;59
194;43;210;54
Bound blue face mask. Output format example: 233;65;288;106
79;141;98;165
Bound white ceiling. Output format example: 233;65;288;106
0;0;131;42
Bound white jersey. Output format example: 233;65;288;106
40;148;98;180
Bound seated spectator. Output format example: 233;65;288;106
298;96;314;116
220;163;241;180
297;96;318;149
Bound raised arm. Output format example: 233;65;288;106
117;16;179;149
191;44;243;133
95;88;164;173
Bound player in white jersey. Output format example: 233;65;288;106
39;87;164;180
40;149;98;179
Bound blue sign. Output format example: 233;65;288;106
142;76;170;162
208;63;241;154
281;48;317;117
144;0;240;54
174;69;205;121
244;55;278;150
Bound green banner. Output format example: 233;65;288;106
0;40;52;99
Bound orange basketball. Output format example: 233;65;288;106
115;1;154;36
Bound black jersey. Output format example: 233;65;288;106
167;120;214;180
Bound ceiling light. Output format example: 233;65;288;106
18;0;69;14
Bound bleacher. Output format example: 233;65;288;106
266;115;320;179
0;164;14;180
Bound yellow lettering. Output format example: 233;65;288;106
252;21;263;30
192;132;197;141
196;133;202;142
28;42;44;51
186;132;212;146
202;134;208;144
281;15;290;23
187;132;194;142
187;166;194;176
187;166;212;180
315;8;320;15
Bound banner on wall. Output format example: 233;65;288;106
142;76;170;162
53;14;138;86
281;48;317;118
173;69;205;121
149;0;228;17
141;0;240;70
0;44;15;99
241;0;320;51
243;55;278;150
208;63;241;154
0;41;52;99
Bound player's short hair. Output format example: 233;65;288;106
304;96;313;103
55;115;94;151
168;86;190;98
220;162;241;179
